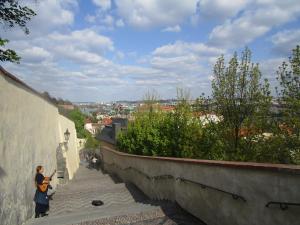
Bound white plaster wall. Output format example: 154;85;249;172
58;115;79;180
77;138;86;149
0;71;79;225
0;74;59;225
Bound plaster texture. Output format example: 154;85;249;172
101;145;300;225
58;115;80;180
0;69;79;225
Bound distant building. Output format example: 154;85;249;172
58;104;75;110
199;113;222;125
137;104;175;113
102;117;112;126
112;118;128;127
160;105;175;113
84;123;100;136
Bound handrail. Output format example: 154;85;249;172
266;201;300;210
104;162;246;202
177;177;247;202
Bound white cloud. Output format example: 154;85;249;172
153;41;225;57
198;0;250;20
116;51;125;60
259;58;284;81
5;26;116;67
85;14;96;23
259;57;285;94
5;35;210;101
1;0;75;40
116;19;125;27
150;55;202;73
147;41;225;87
102;15;115;27
271;29;300;55
115;0;198;28
49;29;114;53
162;25;181;33
4;0;299;101
29;0;75;33
84;10;117;30
92;0;111;11
21;47;52;63
53;46;112;65
209;1;300;48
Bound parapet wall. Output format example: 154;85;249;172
0;67;79;225
101;145;300;225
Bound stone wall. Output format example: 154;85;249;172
0;67;79;225
101;145;300;225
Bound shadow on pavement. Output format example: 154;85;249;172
125;179;206;225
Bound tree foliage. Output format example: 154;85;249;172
275;45;300;163
211;47;272;161
117;47;300;165
84;132;100;149
0;38;20;63
66;109;99;149
67;109;89;138
117;89;217;159
0;0;36;63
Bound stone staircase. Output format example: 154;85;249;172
25;162;204;225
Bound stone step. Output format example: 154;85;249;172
24;164;205;225
25;202;162;225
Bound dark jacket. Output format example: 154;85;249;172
34;173;49;205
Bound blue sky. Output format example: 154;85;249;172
2;0;300;102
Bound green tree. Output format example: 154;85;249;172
0;0;36;63
276;45;300;163
84;133;100;149
67;109;89;138
117;91;169;156
211;47;272;160
117;89;206;159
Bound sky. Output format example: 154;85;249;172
1;0;300;102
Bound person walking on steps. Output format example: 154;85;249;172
34;165;56;218
92;156;98;169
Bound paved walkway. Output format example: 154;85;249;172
26;161;205;225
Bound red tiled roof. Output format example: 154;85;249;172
160;105;175;112
102;117;112;126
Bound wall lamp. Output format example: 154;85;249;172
64;129;70;142
59;129;71;149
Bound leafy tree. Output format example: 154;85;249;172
42;91;59;104
0;0;36;63
117;89;206;158
84;133;100;149
168;89;201;158
276;45;300;163
117;91;168;156
67;109;89;138
116;47;300;165
211;47;272;160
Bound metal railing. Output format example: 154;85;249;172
104;162;247;203
176;177;247;202
266;201;300;210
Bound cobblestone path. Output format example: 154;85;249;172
25;162;205;225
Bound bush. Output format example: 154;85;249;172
84;133;100;149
